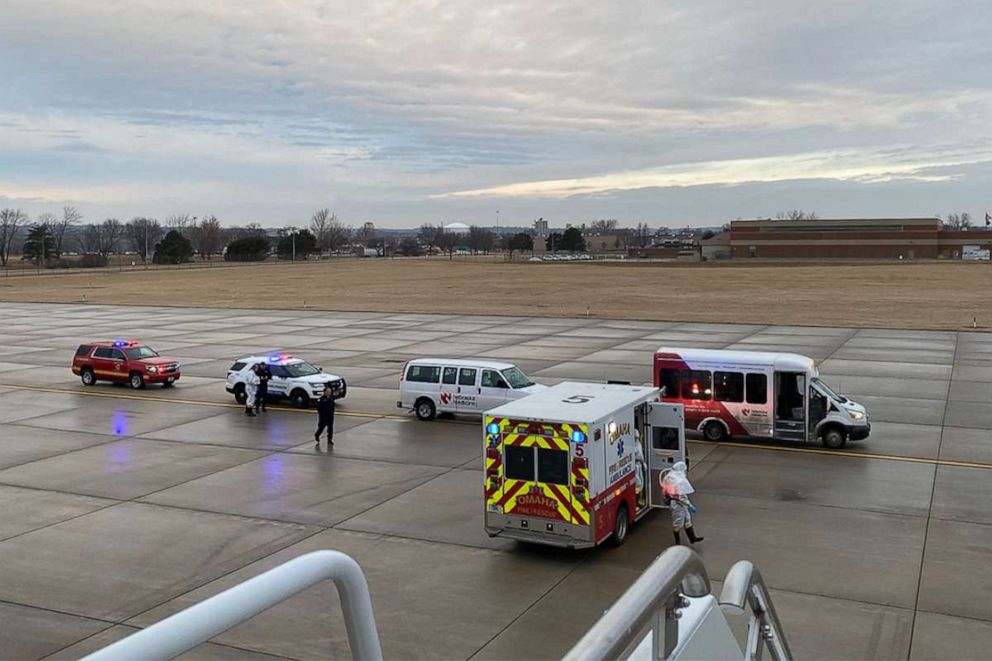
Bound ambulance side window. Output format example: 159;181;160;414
746;373;768;404
442;367;458;385
505;446;535;481
652;427;681;451
659;368;680;399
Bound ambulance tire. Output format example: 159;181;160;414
611;504;629;547
703;420;728;442
80;368;96;386
415;397;436;421
821;426;847;450
129;372;145;390
233;385;247;404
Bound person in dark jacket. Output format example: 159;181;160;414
255;362;271;413
314;383;336;448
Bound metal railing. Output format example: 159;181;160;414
83;550;383;661
719;560;792;661
562;546;711;661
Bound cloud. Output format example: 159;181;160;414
437;144;992;199
0;0;990;224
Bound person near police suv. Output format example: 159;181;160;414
662;461;704;545
314;383;336;447
255;362;271;413
244;364;260;417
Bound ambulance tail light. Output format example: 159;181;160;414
572;457;587;470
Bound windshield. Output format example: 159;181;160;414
125;346;159;360
501;367;534;389
284;361;320;378
812;377;847;403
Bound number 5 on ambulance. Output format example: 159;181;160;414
483;382;686;549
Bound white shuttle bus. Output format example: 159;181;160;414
653;347;870;449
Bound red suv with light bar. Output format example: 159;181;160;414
72;339;181;389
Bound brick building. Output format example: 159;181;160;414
730;218;992;260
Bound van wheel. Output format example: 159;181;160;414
703;420;728;442
80;368;96;386
291;389;310;408
233;384;246;404
821;427;847;450
611;504;629;547
415;398;436;421
129;372;145;389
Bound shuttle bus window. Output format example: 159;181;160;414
659;368;680;398
537;448;568;485
652;426;681;450
505;445;535;481
746;373;768;404
681;370;712;400
458;368;478;386
406;365;440;383
442;367;457;385
714;371;744;402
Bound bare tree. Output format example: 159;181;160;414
0;209;27;266
942;212;972;230
634;222;651;248
467;226;495;254
326;219;352;252
190;215;223;259
50;206;81;257
96;218;123;256
125;218;163;262
356;222;378;248
418;224;441;253
590;219;618;234
80;225;102;254
166;214;193;235
775;210;819;221
310;208;333;252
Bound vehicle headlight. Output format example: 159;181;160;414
146;366;158;373
848;410;864;420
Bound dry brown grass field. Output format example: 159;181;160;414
1;258;989;330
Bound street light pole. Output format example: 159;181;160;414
292;230;296;262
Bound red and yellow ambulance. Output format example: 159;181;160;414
483;382;686;548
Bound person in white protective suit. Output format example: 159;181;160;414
661;461;704;545
244;364;260;417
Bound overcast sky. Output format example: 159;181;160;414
2;1;991;228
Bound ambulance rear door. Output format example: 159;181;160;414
645;401;686;508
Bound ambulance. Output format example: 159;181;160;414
483;382;686;548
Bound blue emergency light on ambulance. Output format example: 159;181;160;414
487;422;500;436
571;430;586;443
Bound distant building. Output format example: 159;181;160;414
533;218;549;239
730;218;992;260
444;222;470;235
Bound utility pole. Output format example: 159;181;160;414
292;231;296;262
144;221;148;269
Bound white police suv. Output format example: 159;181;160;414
226;354;347;408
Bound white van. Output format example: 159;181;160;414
398;358;547;420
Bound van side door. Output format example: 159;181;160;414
645;402;686;509
439;366;459;412
455;367;479;412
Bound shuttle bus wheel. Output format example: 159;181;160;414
703;420;728;442
821;426;847;450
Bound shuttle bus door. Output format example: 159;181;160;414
645;401;686;508
774;371;807;441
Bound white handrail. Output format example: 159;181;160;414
83;550;382;661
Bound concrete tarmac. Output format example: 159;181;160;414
0;302;991;659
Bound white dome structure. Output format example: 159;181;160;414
443;222;471;234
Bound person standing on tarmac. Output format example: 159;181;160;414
244;364;260;417
255;362;271;414
662;461;704;545
314;383;336;448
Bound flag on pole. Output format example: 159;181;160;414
986;212;991;227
